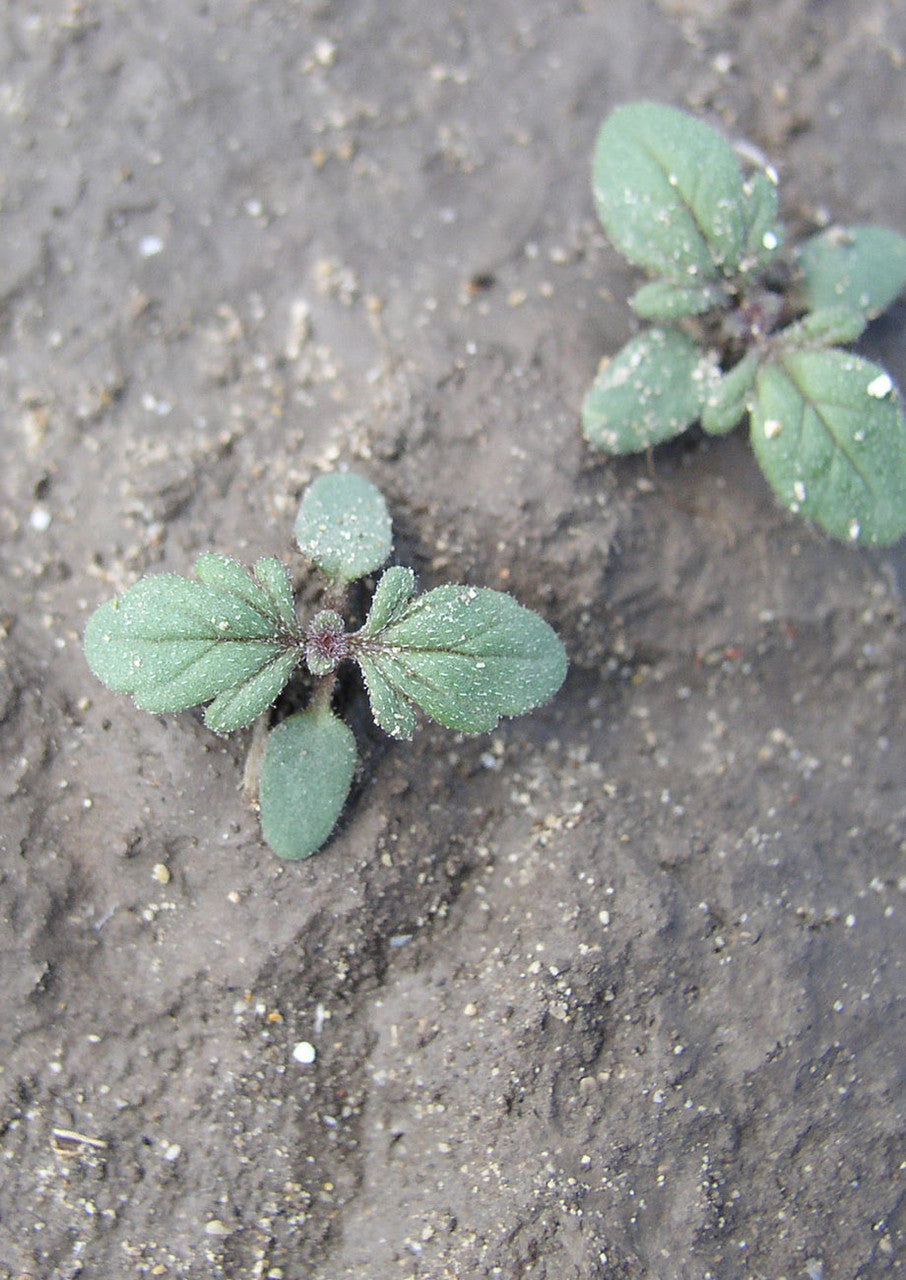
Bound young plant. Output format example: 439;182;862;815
83;473;568;859
583;100;906;546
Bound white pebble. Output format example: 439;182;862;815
866;373;893;399
29;506;52;531
293;1040;317;1065
139;234;164;258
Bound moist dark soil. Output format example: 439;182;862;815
2;2;905;1277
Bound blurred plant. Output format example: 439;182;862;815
583;100;906;546
84;473;567;859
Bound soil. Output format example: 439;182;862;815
2;2;906;1277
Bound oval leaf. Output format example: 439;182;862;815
358;565;418;636
797;225;906;319
701;349;760;437
352;586;568;737
355;651;417;739
205;649;300;735
83;573;298;728
593;101;750;281
751;349;906;546
582;328;715;454
630;279;729;321
258;709;357;859
295;472;392;584
778;306;868;350
741;170;784;268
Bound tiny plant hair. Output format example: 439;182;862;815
84;473;567;860
583;100;906;547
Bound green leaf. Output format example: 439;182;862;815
592;101;751;282
741;170;784;268
358;566;417;635
83;572;299;730
630;279;729;321
351;585;568;738
295;472;392;583
205;649;301;735
797;225;906;319
702;349;760;436
778;306;868;350
194;553;299;633
251;558;299;631
355;651;417;739
258;709;358;859
582;327;715;454
751;349;906;546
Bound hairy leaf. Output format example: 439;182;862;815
295;472;392;583
258;709;358;859
205;650;301;735
592;101;751;282
358;565;418;636
630;279;729;321
777;305;868;350
701;350;760;437
83;572;300;730
352;586;568;738
741;170;784;268
751;349;906;546
797;225;906;319
355;651;417;739
583;327;715;454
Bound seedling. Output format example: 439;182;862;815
83;473;568;859
583;100;906;546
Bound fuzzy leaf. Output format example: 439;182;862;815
352;586;568;738
258;709;358;859
751;349;906;546
630;279;729;321
84;573;299;730
778;306;868;350
194;554;299;633
583;327;715;454
205;649;301;735
702;350;760;437
592;101;750;282
295;472;392;583
251;557;299;631
797;225;906;319
355;651;417;739
358;565;418;636
741;170;784;267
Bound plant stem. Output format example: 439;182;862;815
311;672;338;718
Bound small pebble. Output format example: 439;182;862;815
152;863;171;884
293;1040;317;1065
866;373;893;399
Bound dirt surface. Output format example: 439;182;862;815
2;2;906;1277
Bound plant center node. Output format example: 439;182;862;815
305;609;351;676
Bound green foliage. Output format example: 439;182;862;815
582;327;715;453
797;225;906;319
83;559;302;733
84;474;568;860
258;709;358;860
751;349;906;546
584;100;906;547
354;583;568;738
592;101;756;282
295;471;392;583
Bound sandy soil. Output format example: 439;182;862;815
2;1;905;1277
